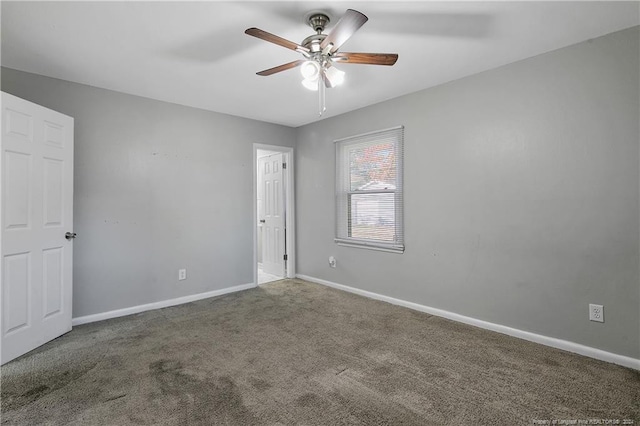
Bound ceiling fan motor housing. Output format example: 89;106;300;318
301;34;327;53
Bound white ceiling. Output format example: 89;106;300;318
2;1;638;127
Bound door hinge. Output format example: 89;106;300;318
284;254;288;261
282;162;287;169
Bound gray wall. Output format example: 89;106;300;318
295;27;640;358
1;68;296;317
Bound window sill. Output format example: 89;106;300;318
335;239;404;254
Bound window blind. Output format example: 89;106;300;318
335;126;404;253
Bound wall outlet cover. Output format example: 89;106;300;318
178;269;187;281
589;304;604;322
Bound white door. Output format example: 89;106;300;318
257;156;266;265
1;92;74;364
261;153;285;277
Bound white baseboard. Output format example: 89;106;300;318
72;282;256;326
296;274;640;370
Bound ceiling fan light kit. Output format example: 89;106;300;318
245;9;398;116
300;60;321;80
324;65;346;87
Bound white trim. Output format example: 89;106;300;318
296;274;640;370
334;125;404;143
253;144;296;287
72;283;255;326
336;241;404;254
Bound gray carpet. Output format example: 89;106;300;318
1;279;638;425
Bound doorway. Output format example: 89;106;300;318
253;144;295;285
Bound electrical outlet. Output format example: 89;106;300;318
178;269;187;281
589;304;604;322
328;256;336;268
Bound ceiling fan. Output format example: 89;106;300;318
245;9;398;115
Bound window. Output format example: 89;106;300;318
335;126;404;253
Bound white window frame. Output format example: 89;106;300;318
335;126;404;253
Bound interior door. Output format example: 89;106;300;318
1;92;74;364
261;153;285;277
257;156;266;265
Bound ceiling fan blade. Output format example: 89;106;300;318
320;9;368;54
332;52;398;66
245;28;309;53
256;60;305;76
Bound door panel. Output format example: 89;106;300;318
43;158;63;227
42;247;63;318
1;92;74;364
44;121;65;148
5;108;33;141
2;252;30;334
4;151;31;229
265;180;271;216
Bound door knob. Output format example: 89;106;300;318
65;232;77;240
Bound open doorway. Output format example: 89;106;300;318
253;144;295;285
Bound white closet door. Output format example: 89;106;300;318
261;153;285;277
1;92;74;364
